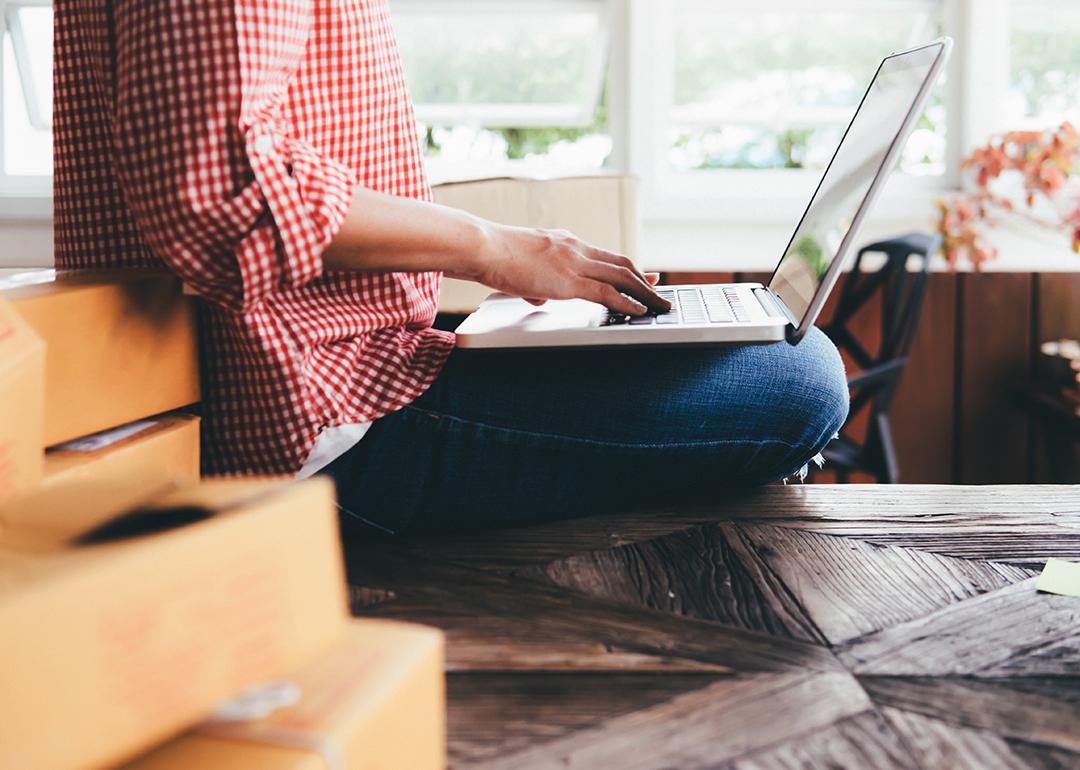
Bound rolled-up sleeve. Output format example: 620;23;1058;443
111;0;356;313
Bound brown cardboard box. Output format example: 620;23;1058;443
0;296;45;503
123;620;446;770
0;270;200;446
43;413;201;490
0;477;348;770
432;174;639;313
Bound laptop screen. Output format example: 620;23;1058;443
768;43;945;325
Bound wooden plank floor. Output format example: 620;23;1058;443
343;484;1080;770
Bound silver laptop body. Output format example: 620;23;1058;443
455;38;952;350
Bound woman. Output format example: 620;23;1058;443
54;1;847;534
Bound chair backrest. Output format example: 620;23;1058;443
821;232;940;416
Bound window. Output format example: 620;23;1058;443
1;0;51;202
666;2;944;176
627;0;950;220
5;0;1080;225
391;0;612;178
1007;0;1080;128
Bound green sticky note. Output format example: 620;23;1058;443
1036;558;1080;598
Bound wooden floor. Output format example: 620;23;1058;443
344;484;1080;770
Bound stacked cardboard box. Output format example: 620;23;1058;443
123;620;445;770
0;295;45;503
432;174;639;314
0;478;349;770
0;479;446;770
0;270;203;498
0;271;447;769
0;269;200;445
43;413;201;491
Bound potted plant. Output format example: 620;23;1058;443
937;122;1080;269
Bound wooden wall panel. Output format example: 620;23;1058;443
664;272;736;287
889;273;958;483
650;270;1072;485
1036;273;1080;341
956;273;1034;484
1032;273;1080;482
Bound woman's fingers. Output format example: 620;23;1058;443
582;260;671;314
646;272;661;285
579;279;649;316
587;247;654;286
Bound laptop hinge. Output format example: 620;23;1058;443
754;288;799;327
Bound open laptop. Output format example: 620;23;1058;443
455;37;952;349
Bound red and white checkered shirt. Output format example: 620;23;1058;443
54;0;454;475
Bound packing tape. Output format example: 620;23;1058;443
197;681;346;770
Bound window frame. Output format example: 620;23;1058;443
0;0;51;221
393;0;612;129
0;0;1051;226
623;0;1008;226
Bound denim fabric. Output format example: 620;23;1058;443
325;327;848;535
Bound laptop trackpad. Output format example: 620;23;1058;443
456;294;599;335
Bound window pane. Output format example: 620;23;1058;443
1008;1;1080;128
3;4;52;177
392;0;611;171
668;2;944;176
393;1;607;126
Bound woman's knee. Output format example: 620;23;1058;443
736;327;849;480
784;327;849;448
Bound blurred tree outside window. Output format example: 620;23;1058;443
392;0;612;175
1008;1;1080;129
667;2;946;177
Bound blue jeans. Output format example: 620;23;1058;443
325;327;848;535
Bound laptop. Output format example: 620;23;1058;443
455;37;952;349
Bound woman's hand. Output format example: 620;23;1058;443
470;224;671;317
324;187;670;316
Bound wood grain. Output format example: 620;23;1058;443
1033;272;1080;482
349;552;841;674
343;484;1080;572
889;272;958;483
736;522;1033;643
459;673;871;770
339;484;1080;768
957;272;1034;483
727;711;916;770
864;677;1080;753
527;523;825;643
447;673;727;766
840;578;1080;676
881;706;1032;770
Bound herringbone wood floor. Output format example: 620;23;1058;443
344;485;1080;770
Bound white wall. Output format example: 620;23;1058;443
0;222;52;268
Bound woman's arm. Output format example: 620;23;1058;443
323;186;671;317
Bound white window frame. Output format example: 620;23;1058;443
395;0;612;129
0;0;51;222
622;0;1013;225
0;0;1049;226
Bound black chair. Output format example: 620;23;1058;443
816;232;941;483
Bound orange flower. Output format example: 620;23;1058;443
939;122;1080;267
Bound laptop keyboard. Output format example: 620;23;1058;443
601;286;751;327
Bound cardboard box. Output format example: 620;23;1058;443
43;413;201;490
0;477;348;770
432;174;639;313
122;620;446;770
0;270;200;446
0;296;45;503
